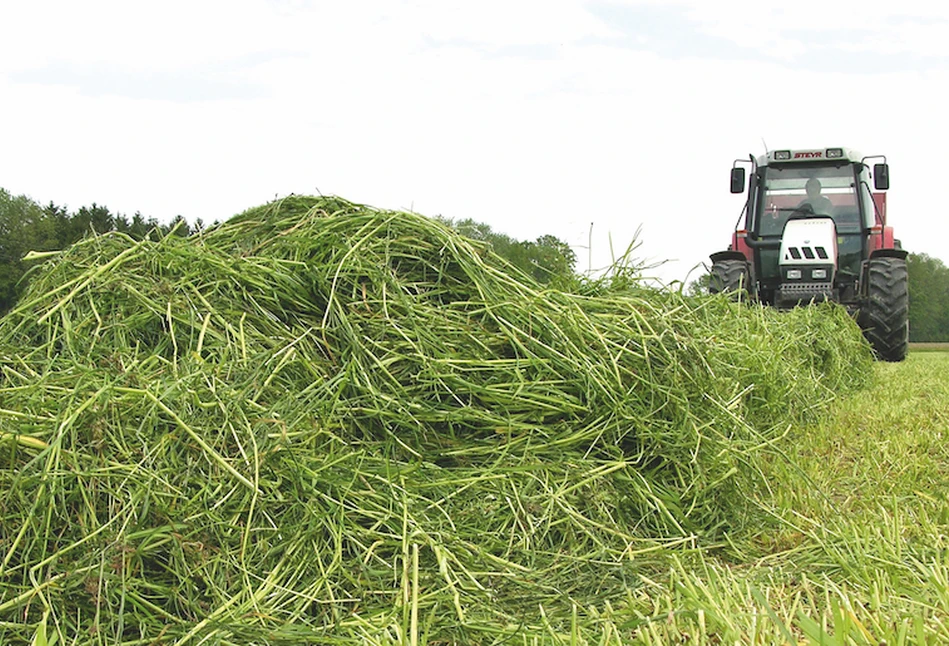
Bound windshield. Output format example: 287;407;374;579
755;164;861;236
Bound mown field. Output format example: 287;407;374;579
1;196;946;645
909;343;949;353
628;349;949;645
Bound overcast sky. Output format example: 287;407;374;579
2;0;948;284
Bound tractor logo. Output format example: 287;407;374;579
794;151;823;159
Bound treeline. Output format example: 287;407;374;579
908;253;949;343
438;217;578;288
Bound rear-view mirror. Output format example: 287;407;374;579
873;163;889;191
730;167;746;194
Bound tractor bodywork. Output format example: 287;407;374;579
710;147;909;361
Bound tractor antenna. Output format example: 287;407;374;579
761;137;769;154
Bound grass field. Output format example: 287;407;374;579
623;350;949;644
909;342;949;353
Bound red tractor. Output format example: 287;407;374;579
710;147;908;361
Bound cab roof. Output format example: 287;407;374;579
758;147;864;166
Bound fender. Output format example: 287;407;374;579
869;247;908;261
710;250;747;264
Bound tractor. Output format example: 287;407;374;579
709;147;909;361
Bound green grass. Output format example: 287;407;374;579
910;342;949;353
618;351;949;644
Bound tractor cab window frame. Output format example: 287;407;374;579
752;162;862;237
857;171;878;229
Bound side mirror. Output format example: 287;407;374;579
730;167;746;194
873;163;889;191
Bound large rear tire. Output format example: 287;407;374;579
709;259;751;299
859;256;909;362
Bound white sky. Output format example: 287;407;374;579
2;0;948;284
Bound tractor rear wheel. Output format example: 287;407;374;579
709;259;751;299
859;256;909;362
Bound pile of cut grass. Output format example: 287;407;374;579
0;196;872;644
